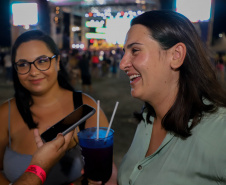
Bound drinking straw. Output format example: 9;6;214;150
105;101;119;138
96;100;100;139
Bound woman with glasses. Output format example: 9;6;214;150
0;30;117;185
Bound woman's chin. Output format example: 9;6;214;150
131;89;140;99
131;89;147;102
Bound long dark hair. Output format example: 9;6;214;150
12;30;74;129
132;10;226;138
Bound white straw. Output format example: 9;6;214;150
96;100;100;139
76;127;79;134
105;101;119;138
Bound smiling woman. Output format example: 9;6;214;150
0;30;117;185
118;10;226;185
14;40;60;96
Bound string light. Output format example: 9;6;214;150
85;10;144;18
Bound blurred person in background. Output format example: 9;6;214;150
101;52;111;78
115;48;123;78
3;50;13;84
118;10;226;185
109;51;117;78
0;50;5;74
91;51;100;78
215;52;225;84
68;49;81;88
78;51;93;93
0;30;117;185
60;49;69;68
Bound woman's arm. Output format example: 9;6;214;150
0;102;13;184
13;172;42;185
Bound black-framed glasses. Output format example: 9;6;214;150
14;55;57;75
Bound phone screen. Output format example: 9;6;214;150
41;104;96;142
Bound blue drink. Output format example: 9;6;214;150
78;127;114;183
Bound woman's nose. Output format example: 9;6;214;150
29;63;40;75
119;54;131;71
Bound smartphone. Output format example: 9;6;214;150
41;104;96;142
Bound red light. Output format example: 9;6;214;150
88;12;93;17
90;39;94;43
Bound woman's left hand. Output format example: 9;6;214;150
87;163;118;185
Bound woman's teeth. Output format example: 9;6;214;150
130;74;141;81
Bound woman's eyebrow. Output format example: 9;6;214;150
16;55;49;63
124;42;143;51
15;55;48;63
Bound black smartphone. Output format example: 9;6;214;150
41;104;96;142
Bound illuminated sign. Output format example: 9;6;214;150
85;33;106;39
176;0;211;22
96;27;107;33
85;20;105;28
12;3;38;26
105;16;133;44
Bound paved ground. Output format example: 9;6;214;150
0;70;143;168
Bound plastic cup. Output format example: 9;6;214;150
78;127;114;183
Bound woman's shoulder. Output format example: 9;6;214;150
202;106;226;125
0;98;16;129
0;98;15;115
193;107;226;150
81;92;96;105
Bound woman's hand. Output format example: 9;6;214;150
13;129;75;185
87;163;118;185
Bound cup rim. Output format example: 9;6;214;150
77;127;114;140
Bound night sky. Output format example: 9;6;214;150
0;0;11;47
0;0;226;47
212;0;226;40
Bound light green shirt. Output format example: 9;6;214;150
118;107;226;185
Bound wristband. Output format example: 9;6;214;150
25;165;46;184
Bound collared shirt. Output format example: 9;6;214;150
118;107;226;185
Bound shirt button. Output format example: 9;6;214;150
138;165;142;170
129;180;132;184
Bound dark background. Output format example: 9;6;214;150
0;0;226;47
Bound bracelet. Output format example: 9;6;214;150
25;165;46;184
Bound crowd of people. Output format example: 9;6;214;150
0;9;226;185
214;52;225;84
0;49;13;85
58;48;123;92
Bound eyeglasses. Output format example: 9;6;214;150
14;55;57;75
